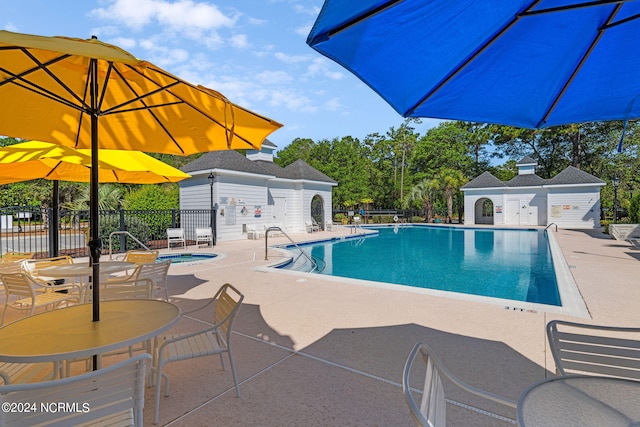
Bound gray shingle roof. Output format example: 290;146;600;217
180;151;336;183
181;150;259;174
462;165;604;191
506;174;548;187
284;159;337;183
546;166;605;185
461;171;507;189
517;156;537;165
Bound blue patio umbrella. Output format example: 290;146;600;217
307;1;640;129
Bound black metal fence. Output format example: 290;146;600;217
0;206;212;259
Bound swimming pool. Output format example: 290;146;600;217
280;226;561;306
157;253;217;264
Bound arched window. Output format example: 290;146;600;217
482;199;494;218
311;195;324;228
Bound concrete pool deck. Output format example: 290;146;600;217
3;225;639;425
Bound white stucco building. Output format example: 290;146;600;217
179;140;337;242
461;157;605;229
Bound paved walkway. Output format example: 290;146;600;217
3;225;639;426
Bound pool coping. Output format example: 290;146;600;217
257;225;590;318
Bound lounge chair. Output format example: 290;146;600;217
402;342;516;427
195;227;213;247
166;228;186;250
547;320;640;381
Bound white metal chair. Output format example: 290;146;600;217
195;227;213;247
246;224;263;239
305;220;319;233
0;362;59;385
547;320;640;381
402;342;516;427
0;354;151;427
0;273;79;326
325;220;335;231
166;228;186;249
152;283;244;424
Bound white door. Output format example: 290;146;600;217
273;197;287;229
520;202;529;225
528;205;539;225
506;200;519;224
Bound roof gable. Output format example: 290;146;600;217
546;166;605;186
284;159;337;183
461;171;506;189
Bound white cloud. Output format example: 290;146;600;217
90;0;235;37
324;97;342;111
109;37;137;50
3;22;18;32
229;34;249;49
269;89;317;112
255;70;292;85
306;57;343;80
295;24;312;37
275;52;310;64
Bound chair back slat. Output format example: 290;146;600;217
548;320;640;381
1;274;37;300
124;250;159;265
101;278;153;301
214;286;241;338
0;354;149;426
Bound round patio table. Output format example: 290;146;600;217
0;299;180;363
518;375;640;426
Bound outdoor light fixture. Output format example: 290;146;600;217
612;174;619;224
208;172;216;245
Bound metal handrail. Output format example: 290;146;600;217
264;226;321;273
544;223;557;233
108;231;151;260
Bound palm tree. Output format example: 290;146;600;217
435;169;467;223
405;179;439;222
62;183;124;211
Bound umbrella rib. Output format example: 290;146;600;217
0;75;86;113
539;3;623;126
518;0;628;16
407;0;542;116
13;49;89;109
602;11;640;29
327;0;404;39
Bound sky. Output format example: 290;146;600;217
0;0;442;154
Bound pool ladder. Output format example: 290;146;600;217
544;223;557;235
264;226;324;273
108;231;151;260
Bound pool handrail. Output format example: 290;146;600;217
264;226;321;273
108;231;151;260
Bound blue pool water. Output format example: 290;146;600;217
157;253;217;264
282;226;561;306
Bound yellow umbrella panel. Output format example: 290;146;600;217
0;29;282;321
0;141;191;184
0;30;283;155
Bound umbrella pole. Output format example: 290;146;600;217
88;58;102;324
51;180;59;257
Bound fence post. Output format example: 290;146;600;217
119;208;126;252
48;207;57;257
171;208;177;228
